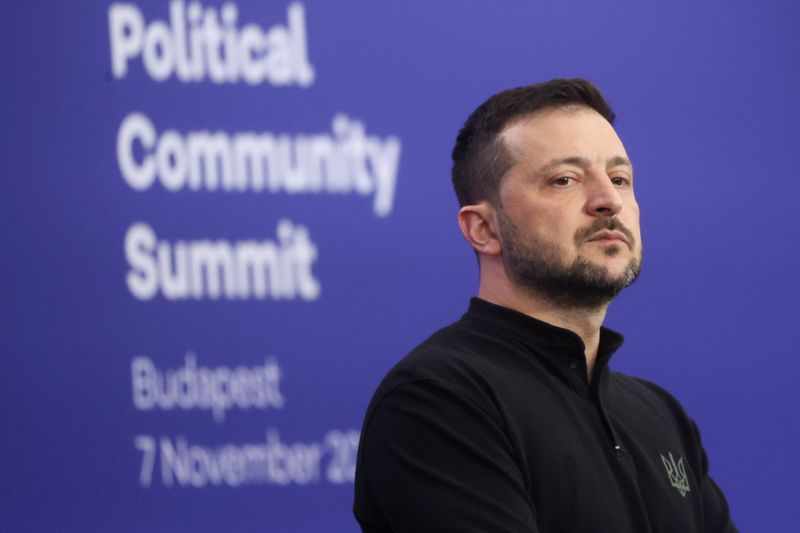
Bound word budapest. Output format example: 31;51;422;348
125;220;319;301
117;112;401;218
132;353;284;422
109;1;313;86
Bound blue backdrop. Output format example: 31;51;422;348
2;1;798;531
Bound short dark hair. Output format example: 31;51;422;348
451;78;616;207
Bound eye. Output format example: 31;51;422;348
551;176;574;187
610;176;630;187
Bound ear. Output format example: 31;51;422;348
458;203;502;256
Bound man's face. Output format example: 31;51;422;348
495;106;642;309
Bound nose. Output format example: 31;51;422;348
584;177;623;218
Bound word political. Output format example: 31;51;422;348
109;1;313;86
125;219;319;301
132;353;285;422
117;112;401;218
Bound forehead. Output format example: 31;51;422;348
500;106;628;170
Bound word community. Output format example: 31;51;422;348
117;112;401;217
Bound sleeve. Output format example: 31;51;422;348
635;378;738;533
690;419;739;533
355;379;539;533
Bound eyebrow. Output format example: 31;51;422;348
538;155;633;174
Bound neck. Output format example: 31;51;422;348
478;277;609;380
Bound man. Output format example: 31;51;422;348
353;79;737;532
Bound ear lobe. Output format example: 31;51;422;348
458;204;502;256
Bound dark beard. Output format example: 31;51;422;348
498;214;641;310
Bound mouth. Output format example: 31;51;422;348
575;219;637;252
588;230;629;246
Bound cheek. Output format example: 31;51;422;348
628;217;643;253
506;202;578;250
546;218;582;252
530;211;570;236
623;202;641;232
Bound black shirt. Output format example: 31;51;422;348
354;298;736;532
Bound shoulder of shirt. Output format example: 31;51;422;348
379;318;499;386
607;370;702;445
362;319;504;419
608;371;689;414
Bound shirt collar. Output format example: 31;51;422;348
461;297;625;367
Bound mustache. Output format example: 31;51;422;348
574;218;636;249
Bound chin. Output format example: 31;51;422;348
584;256;638;281
585;254;628;270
